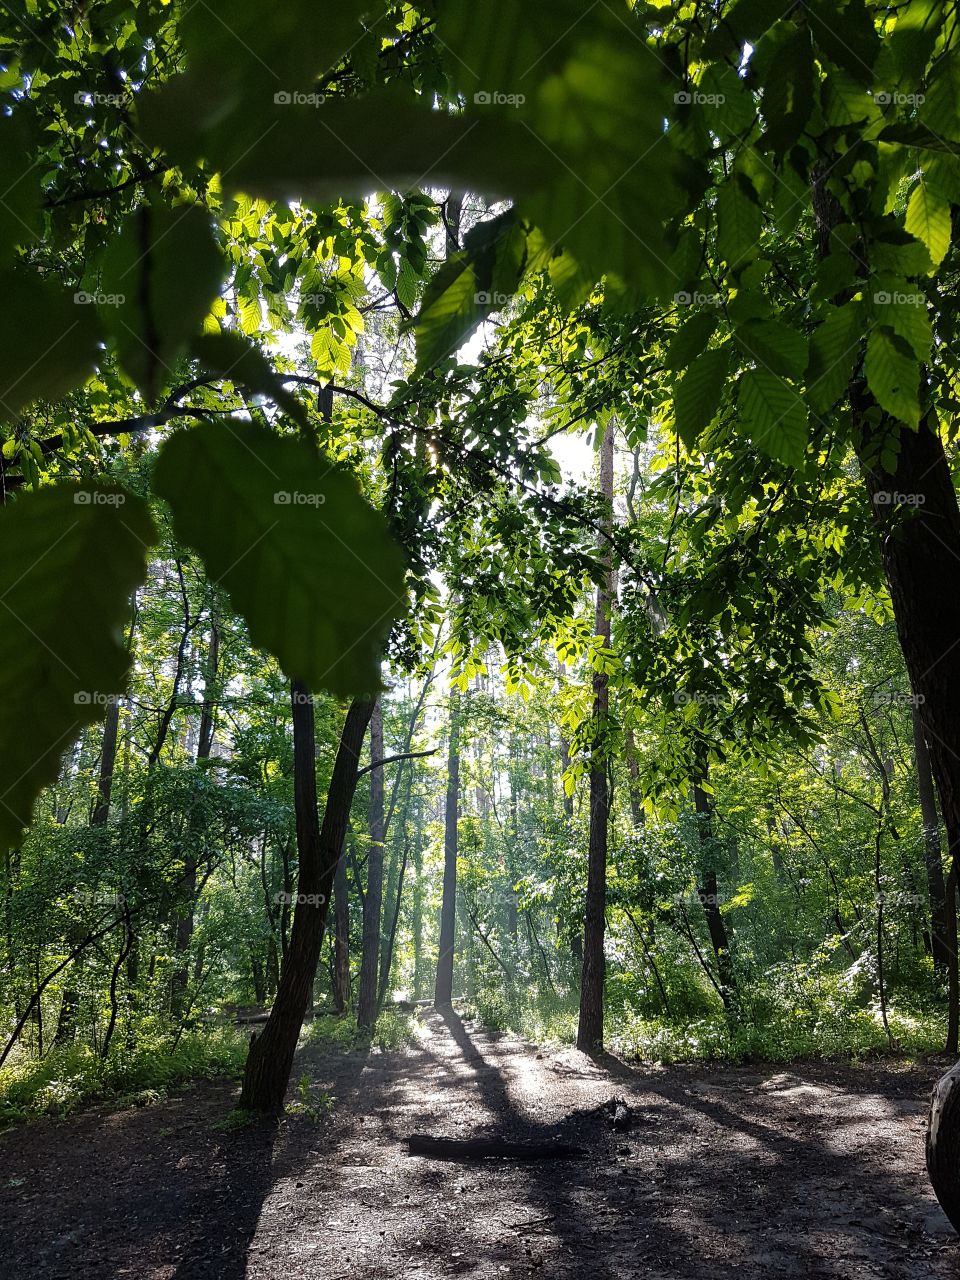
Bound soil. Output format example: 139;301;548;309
1;1008;957;1279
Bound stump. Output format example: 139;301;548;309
927;1058;960;1233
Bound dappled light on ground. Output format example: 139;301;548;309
0;1010;955;1279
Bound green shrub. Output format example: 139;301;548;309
0;1027;246;1123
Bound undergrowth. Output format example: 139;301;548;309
0;1027;246;1125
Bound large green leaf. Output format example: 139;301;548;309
189;333;307;426
806;302;860;415
412;212;550;370
717;175;763;275
738;368;808;467
0;485;154;852
904;182;951;270
152;422;406;696
864;327;920;428
0;115;40;266
0;272;102;423
673;347;729;451
100;202;225;402
735;317;808;379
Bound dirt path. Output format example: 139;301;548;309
1;1009;957;1279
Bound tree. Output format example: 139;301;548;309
435;692;461;1009
577;422;615;1051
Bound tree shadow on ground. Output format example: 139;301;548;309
2;1016;957;1279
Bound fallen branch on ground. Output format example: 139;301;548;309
406;1134;586;1160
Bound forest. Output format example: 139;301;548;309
2;1;960;1277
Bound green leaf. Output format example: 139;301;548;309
100;202;225;401
673;347;730;451
868;284;932;362
919;43;960;142
665;311;719;372
735;318;808;378
904;182;951;270
0;485;154;851
717;175;763;275
759;24;815;154
864;328;920;428
189;333;307;426
738;368;808;467
806;302;860;414
0;115;40;266
0;271;101;423
152;422;406;696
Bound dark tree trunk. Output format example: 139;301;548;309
358;696;385;1028
238;691;374;1113
577;421;614;1052
91;696;121;826
914;704;952;979
693;776;736;1012
172;616;219;1020
435;693;460;1008
332;843;351;1013
854;412;960;1049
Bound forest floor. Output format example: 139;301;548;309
1;1008;957;1279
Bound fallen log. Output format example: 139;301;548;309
406;1134;586;1160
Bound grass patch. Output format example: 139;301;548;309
304;1006;417;1053
0;1027;246;1125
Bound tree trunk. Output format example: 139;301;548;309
914;703;952;980
91;696;121;826
357;697;385;1027
332;842;351;1013
238;691;375;1112
577;421;614;1051
435;692;461;1008
854;413;960;1046
693;776;736;1012
172;616;219;1021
